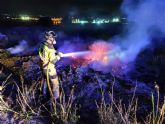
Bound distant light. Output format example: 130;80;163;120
92;20;96;24
92;19;110;24
112;18;120;23
80;21;85;24
19;15;39;21
51;17;63;25
72;17;118;25
96;21;101;25
104;20;110;23
71;18;88;24
80;20;88;24
20;16;30;21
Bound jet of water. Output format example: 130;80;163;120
62;51;91;58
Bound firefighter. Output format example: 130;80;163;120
39;31;62;100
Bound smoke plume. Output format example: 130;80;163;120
7;40;29;54
114;0;165;63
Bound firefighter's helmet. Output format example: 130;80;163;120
45;31;57;39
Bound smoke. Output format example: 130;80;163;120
7;40;29;54
114;0;165;63
0;33;7;40
80;0;165;73
0;33;8;48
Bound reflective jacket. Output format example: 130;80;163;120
39;41;60;70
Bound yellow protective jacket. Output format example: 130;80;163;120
39;41;60;70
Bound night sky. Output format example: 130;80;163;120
0;0;123;16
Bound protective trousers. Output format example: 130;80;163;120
43;66;59;99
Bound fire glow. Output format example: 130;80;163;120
85;42;113;64
62;41;114;65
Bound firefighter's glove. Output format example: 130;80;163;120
58;52;63;57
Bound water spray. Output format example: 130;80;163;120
61;51;91;58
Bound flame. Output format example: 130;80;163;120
85;41;113;65
62;41;117;67
103;56;109;64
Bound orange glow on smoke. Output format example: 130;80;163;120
85;42;113;64
69;41;115;68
